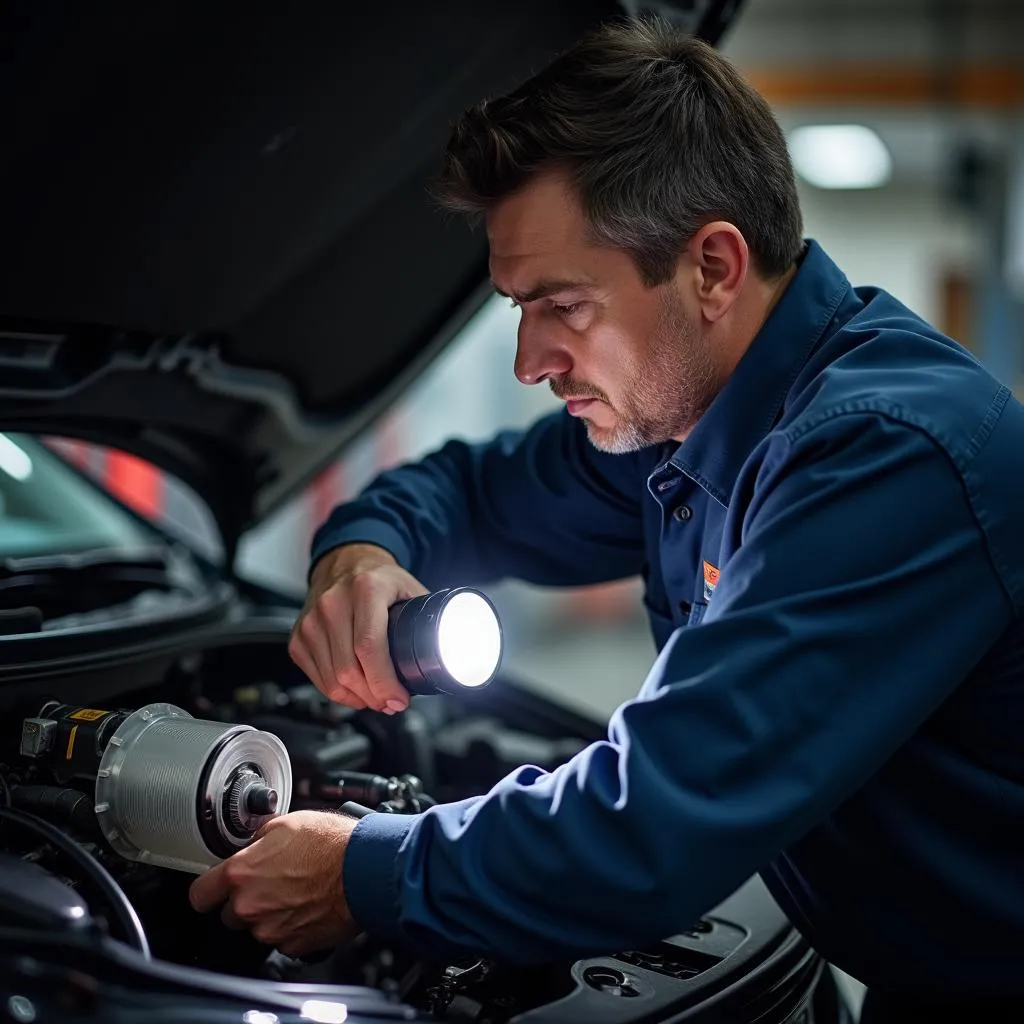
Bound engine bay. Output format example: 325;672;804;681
0;637;831;1023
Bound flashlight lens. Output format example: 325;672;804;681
437;591;502;688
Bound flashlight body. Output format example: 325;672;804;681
388;591;458;695
387;588;501;696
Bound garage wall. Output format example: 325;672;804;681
797;181;981;326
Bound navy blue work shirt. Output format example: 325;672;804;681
311;241;1024;999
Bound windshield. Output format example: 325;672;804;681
0;434;156;559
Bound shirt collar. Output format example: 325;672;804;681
668;239;851;507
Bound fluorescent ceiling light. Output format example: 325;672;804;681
788;124;893;190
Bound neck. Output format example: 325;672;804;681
714;261;797;381
669;261;800;444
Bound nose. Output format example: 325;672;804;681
514;317;573;385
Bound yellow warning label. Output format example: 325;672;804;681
65;724;79;760
69;708;108;722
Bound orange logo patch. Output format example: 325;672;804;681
703;561;719;600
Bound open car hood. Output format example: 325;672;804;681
0;1;744;550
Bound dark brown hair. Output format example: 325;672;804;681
432;17;803;285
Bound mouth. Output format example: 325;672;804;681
565;398;599;416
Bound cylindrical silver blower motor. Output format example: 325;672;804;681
94;703;291;873
19;701;291;874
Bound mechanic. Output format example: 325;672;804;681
189;18;1024;1020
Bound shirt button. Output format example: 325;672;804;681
672;505;692;522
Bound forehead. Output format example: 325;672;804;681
486;173;591;282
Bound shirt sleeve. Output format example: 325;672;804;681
310;409;647;590
342;410;1014;963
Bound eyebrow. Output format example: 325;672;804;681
492;278;594;304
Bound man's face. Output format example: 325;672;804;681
486;172;719;452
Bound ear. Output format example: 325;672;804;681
685;221;749;323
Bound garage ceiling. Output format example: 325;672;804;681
719;0;1023;188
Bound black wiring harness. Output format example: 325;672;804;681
0;803;150;959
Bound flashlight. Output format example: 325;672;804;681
387;587;503;696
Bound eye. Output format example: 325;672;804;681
552;302;583;317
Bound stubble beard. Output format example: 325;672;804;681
584;291;719;454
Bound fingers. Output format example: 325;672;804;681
191;854;259;932
196;876;256;934
286;637;322;695
290;600;368;710
189;862;231;914
220;904;246;930
288;612;324;690
277;936;313;959
297;615;335;697
350;574;410;711
288;561;428;713
317;587;371;710
188;812;359;956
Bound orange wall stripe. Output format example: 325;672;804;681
743;65;1024;108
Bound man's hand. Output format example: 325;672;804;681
188;811;361;958
289;543;429;712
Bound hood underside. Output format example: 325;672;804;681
0;0;743;549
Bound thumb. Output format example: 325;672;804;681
189;860;231;913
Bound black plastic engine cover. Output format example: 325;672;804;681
0;853;92;934
512;877;824;1024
